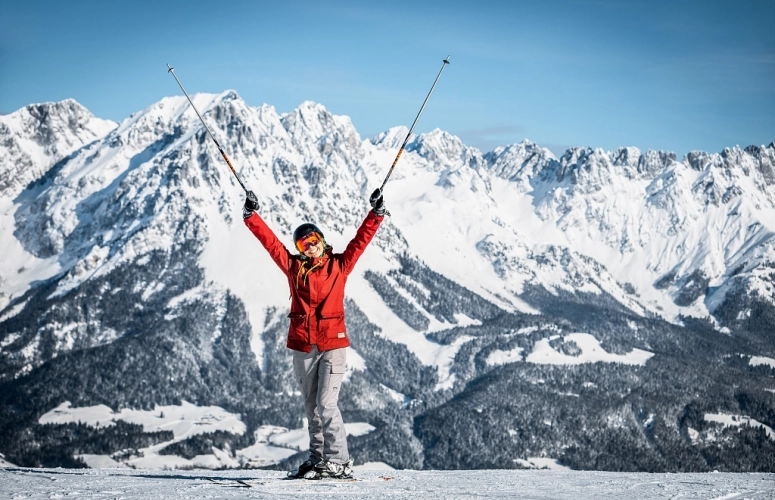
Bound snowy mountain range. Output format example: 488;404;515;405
1;92;773;472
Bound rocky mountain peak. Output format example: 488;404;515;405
368;126;410;150
484;139;556;186
0;100;116;198
406;128;485;172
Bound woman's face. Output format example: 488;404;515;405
297;233;324;258
302;240;324;259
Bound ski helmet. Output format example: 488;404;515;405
293;222;325;246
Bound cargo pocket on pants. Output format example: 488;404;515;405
328;349;346;391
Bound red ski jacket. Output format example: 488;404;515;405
244;210;384;352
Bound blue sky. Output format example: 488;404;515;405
1;0;773;157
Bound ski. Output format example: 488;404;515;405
305;475;359;482
205;477;252;488
302;470;358;482
206;475;359;486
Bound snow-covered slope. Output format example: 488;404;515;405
2;468;774;500
0;100;116;313
513;144;775;322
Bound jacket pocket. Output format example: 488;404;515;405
319;313;345;340
287;313;307;341
288;312;306;324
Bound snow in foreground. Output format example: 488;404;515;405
1;468;774;499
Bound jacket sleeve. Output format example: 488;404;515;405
243;212;292;275
341;210;384;275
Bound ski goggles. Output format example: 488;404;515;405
296;233;322;252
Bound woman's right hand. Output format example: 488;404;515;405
370;188;387;216
243;190;260;218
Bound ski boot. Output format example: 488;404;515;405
304;458;354;480
287;455;321;479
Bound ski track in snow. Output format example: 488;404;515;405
1;468;774;499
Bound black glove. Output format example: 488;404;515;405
369;188;388;216
243;190;259;219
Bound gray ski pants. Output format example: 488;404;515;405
292;346;349;464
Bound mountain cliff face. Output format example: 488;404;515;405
0;94;773;471
0;99;116;199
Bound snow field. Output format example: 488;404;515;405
487;332;654;367
525;333;654;366
1;468;774;500
704;413;775;441
750;356;775;369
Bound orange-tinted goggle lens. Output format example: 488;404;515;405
296;233;321;252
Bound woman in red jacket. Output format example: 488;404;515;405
242;189;386;479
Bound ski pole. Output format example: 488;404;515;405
166;64;249;193
377;55;450;195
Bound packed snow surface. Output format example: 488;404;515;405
1;468;773;499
